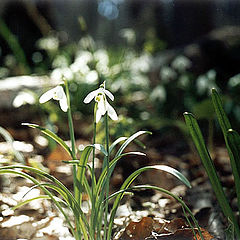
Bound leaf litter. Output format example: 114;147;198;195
0;131;229;239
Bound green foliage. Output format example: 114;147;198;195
184;89;240;239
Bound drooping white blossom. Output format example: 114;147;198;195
39;85;68;112
83;82;118;123
13;90;36;108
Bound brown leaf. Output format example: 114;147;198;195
120;217;214;240
147;228;214;240
164;218;188;233
120;217;154;240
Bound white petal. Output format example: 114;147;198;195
83;89;99;104
106;102;118;121
59;96;68;112
39;88;55;103
96;108;103;123
54;86;64;100
98;96;107;115
13;95;24;108
104;89;114;101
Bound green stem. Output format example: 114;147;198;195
65;80;82;238
208;119;214;156
103;114;110;240
65;80;77;184
90;104;97;238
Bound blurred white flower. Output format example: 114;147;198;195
51;68;74;82
13;90;35;108
37;36;59;51
229;73;240;88
119;28;136;45
84;81;118;123
171;55;191;72
39;85;68;112
196;70;218;95
160;66;177;83
131;54;151;73
86;70;98;83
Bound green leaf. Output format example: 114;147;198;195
184;112;240;238
115;131;152;158
94;144;108;156
96;152;146;197
226;129;240;213
109;137;127;153
211;88;231;137
76;145;94;204
0;165;89;236
22;123;73;158
12;195;68;210
0;168;75;234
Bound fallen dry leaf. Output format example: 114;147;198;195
148;228;214;240
119;217;214;240
120;217;154;240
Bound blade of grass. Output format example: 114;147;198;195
22;123;73;158
0;169;75;234
12;195;68;210
109;136;127;154
0;165;90;237
226;129;240;213
184;112;240;238
115;131;152;158
76;145;93;205
211;88;231;137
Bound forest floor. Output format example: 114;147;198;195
0;108;237;240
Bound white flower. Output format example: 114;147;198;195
84;82;118;123
13;90;36;108
39;85;68;112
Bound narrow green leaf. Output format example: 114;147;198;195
94;144;108;156
76;145;93;204
226;129;240;213
184;112;240;238
151;165;191;188
115;131;152;158
109;137;127;153
211;88;231;137
0;165;89;235
95;152;146;235
96;152;146;196
22;123;73;158
12;195;68;210
0;168;75;234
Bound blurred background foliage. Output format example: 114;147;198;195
1;0;240;147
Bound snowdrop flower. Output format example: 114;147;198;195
39;85;68;112
13;90;36;108
84;82;118;123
